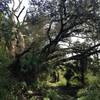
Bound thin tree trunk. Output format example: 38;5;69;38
80;57;87;85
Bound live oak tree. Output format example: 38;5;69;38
2;0;100;86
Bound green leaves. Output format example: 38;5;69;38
77;84;100;100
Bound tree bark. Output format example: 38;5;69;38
80;57;87;85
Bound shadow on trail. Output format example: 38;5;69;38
50;85;83;99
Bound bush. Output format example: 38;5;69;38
77;83;100;100
44;89;63;100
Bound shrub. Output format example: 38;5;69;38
77;83;100;100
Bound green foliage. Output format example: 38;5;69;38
45;89;62;100
77;83;100;100
0;41;16;100
86;71;99;84
0;12;18;100
21;52;41;72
